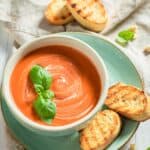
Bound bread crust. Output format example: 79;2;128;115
105;83;149;121
134;96;150;121
67;0;107;32
45;0;73;25
80;110;121;150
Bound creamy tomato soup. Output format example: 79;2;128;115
10;46;101;126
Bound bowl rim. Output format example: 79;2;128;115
2;34;109;132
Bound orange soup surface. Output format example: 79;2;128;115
10;46;101;126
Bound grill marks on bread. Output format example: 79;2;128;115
105;83;150;121
80;110;121;150
45;0;73;25
67;0;107;31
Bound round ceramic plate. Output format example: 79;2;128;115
1;32;142;150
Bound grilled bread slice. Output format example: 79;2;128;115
80;110;121;150
105;83;149;121
66;0;107;32
45;0;74;25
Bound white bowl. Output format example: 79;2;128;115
2;35;109;136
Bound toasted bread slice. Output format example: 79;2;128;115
45;0;74;25
105;83;148;121
80;110;121;150
67;0;107;32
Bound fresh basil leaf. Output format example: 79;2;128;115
42;73;52;90
29;65;43;85
118;30;135;41
33;96;56;124
29;65;52;91
30;65;56;124
115;36;128;46
41;90;55;100
34;84;44;94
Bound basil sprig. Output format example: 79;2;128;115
29;65;56;124
29;65;52;94
118;30;135;41
115;26;136;46
33;96;56;124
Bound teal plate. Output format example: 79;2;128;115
1;32;142;150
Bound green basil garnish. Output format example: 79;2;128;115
29;65;52;92
115;27;136;46
33;96;56;124
29;65;56;124
115;36;128;47
118;30;135;41
33;84;45;94
41;90;55;100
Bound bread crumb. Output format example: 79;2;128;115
128;25;137;39
130;144;136;150
128;25;137;33
144;46;150;53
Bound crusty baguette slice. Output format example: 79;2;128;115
80;110;121;150
45;0;74;25
105;83;149;121
66;0;107;32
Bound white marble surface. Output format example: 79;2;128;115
0;24;150;150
